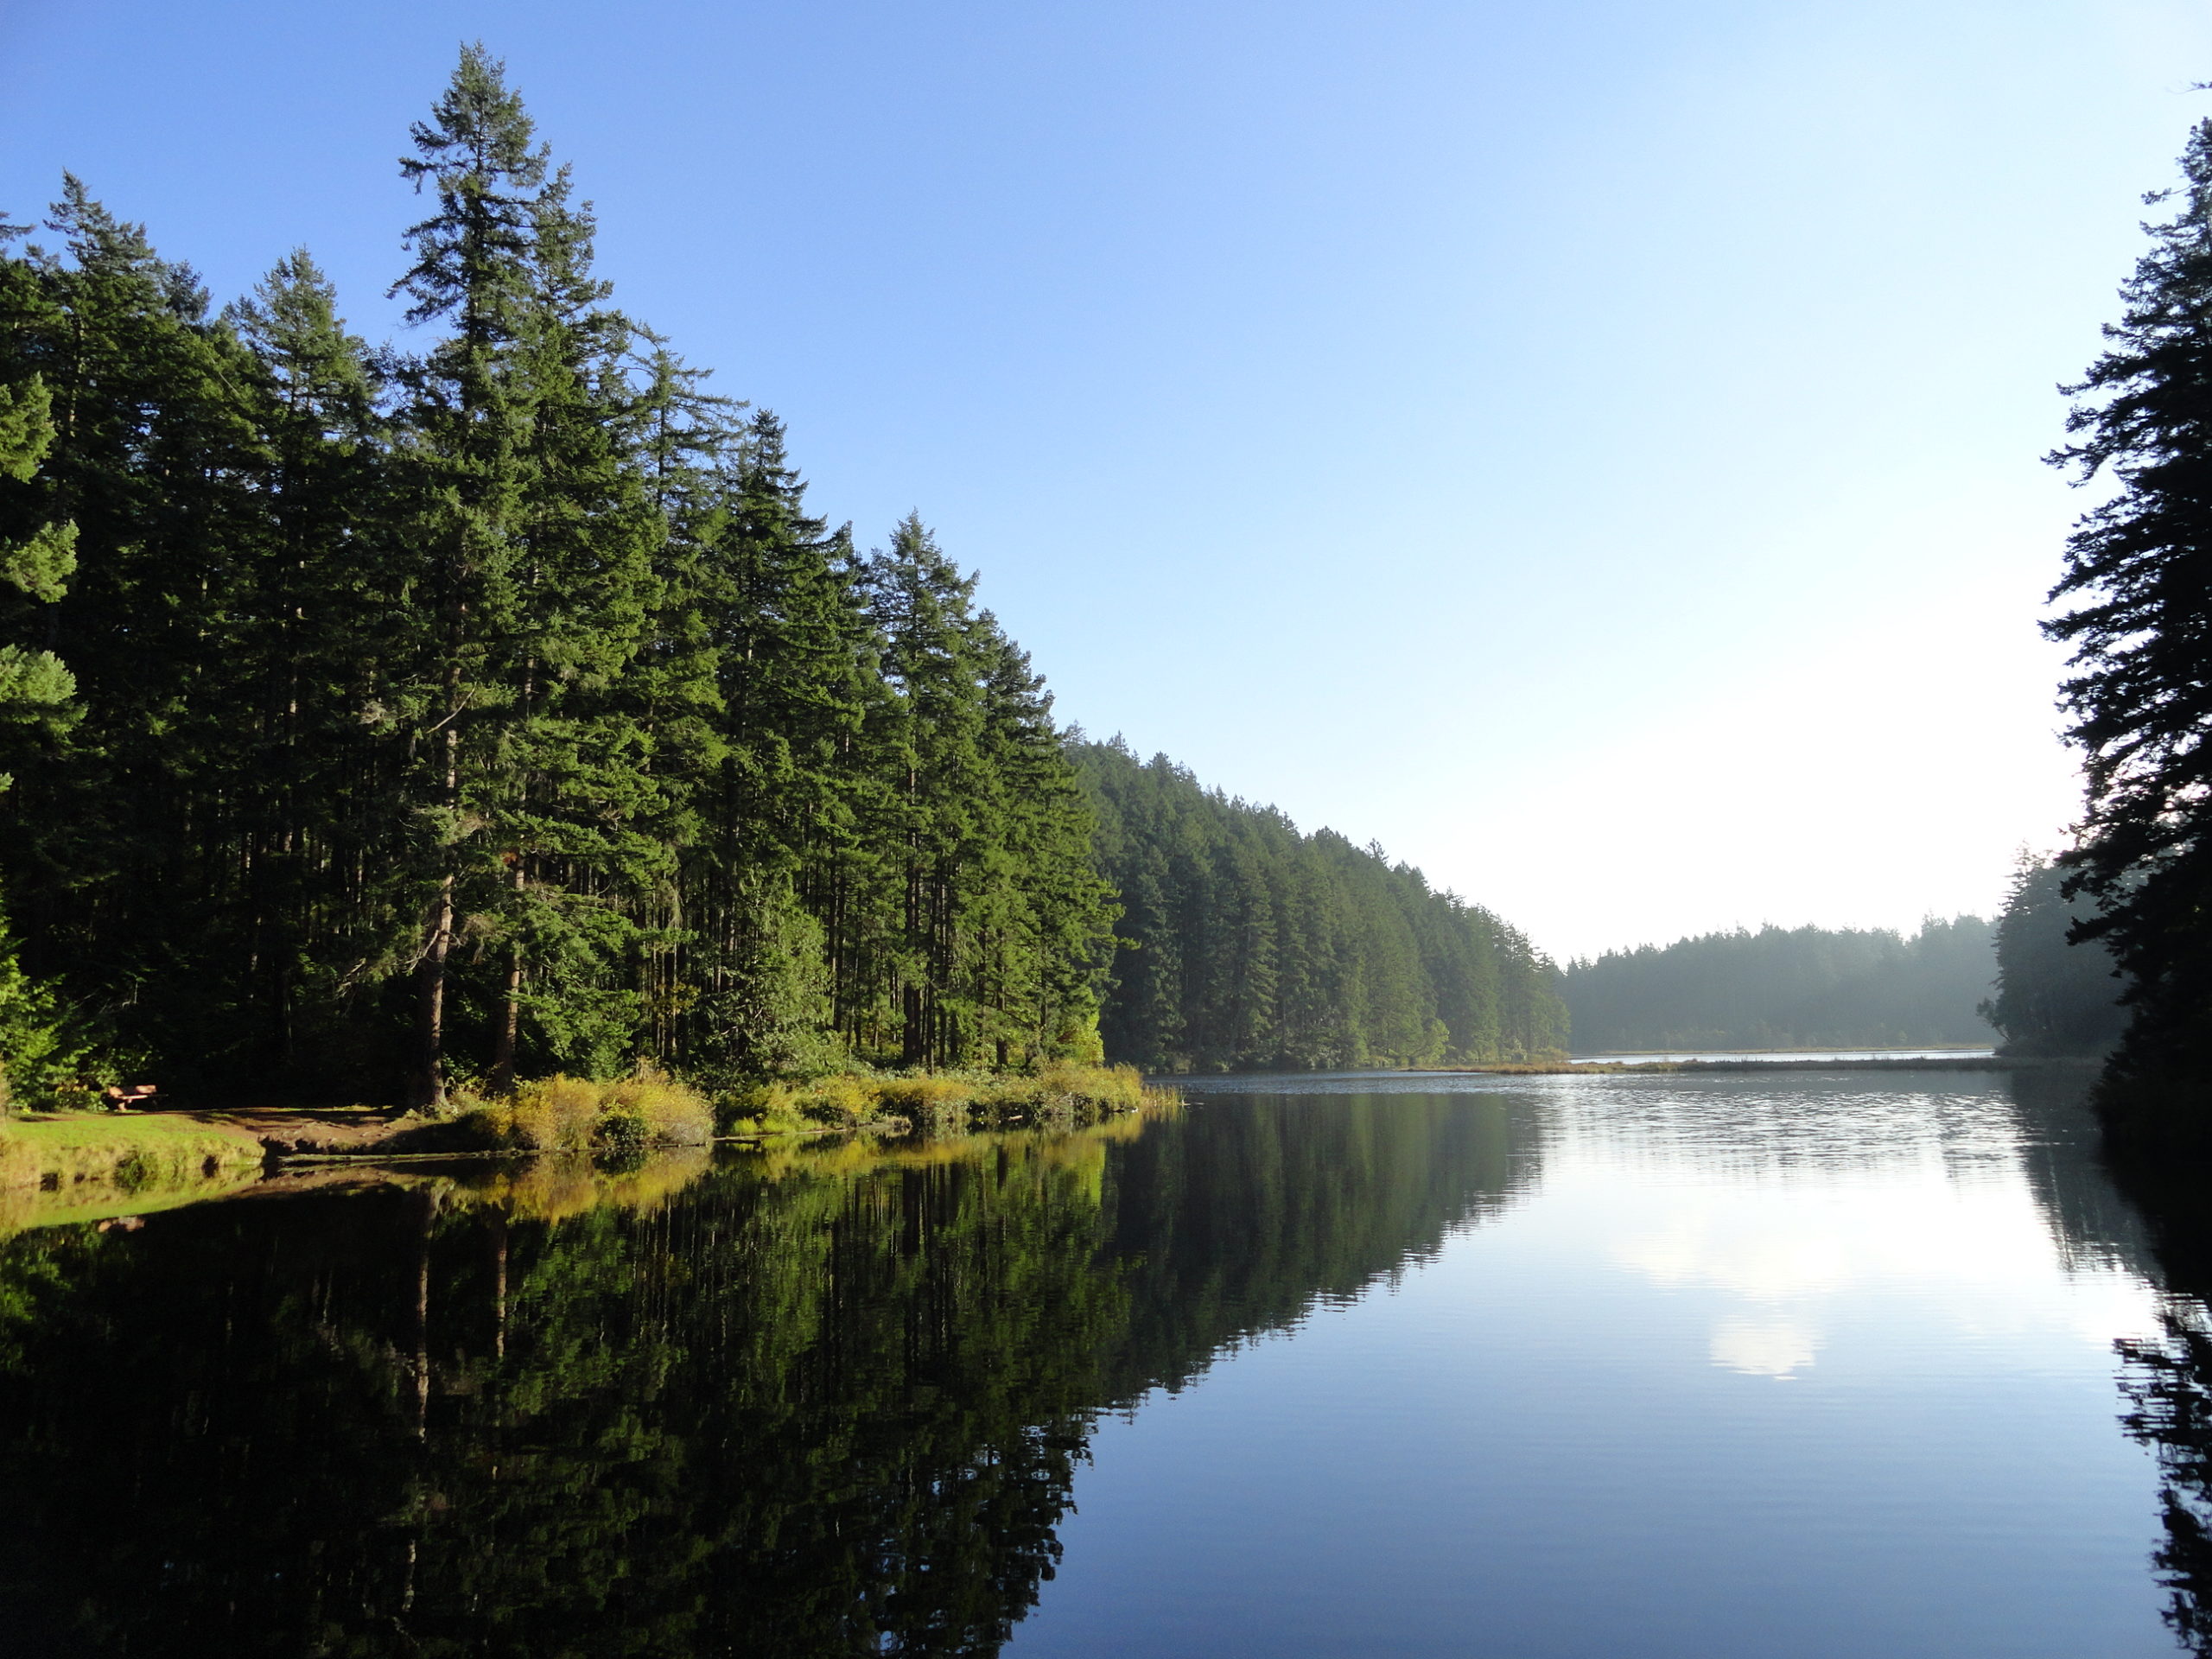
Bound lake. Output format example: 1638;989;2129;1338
0;1068;2201;1657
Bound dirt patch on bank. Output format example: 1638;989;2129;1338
144;1105;429;1156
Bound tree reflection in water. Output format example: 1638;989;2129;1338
2103;1139;2212;1658
2026;1057;2212;1659
2120;1310;2212;1655
0;1092;1529;1657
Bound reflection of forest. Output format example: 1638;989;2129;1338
2104;1135;2212;1659
0;1092;1533;1657
2012;1066;2212;1658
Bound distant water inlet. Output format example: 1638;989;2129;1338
0;1070;2190;1657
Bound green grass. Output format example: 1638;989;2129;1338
1;1112;265;1184
0;1112;267;1234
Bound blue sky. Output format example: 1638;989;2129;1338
5;0;2208;960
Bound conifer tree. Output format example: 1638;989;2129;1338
0;55;1552;1099
390;46;664;1100
223;251;400;1070
387;43;549;1104
0;181;273;1076
2047;109;2212;1131
0;233;85;1108
0;366;76;744
689;411;875;1070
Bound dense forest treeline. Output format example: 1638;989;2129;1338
0;47;1566;1108
1563;859;2128;1060
0;48;1121;1106
1077;741;1568;1071
1562;917;1999;1053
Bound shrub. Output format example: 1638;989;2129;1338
597;1065;714;1147
872;1075;971;1114
0;928;122;1114
716;1062;1167;1138
451;1068;714;1152
792;1073;878;1127
1035;1060;1147;1110
508;1075;603;1150
716;1080;807;1135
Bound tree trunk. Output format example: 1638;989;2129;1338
488;862;525;1094
410;873;452;1109
488;942;523;1095
410;709;461;1111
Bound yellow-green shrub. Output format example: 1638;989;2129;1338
597;1066;714;1147
717;1062;1167;1138
791;1073;878;1127
872;1075;972;1114
454;1069;714;1152
1033;1060;1147;1110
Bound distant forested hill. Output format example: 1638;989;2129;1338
1560;919;1997;1053
1073;741;1568;1072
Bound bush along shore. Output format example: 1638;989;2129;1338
0;1059;1172;1197
414;1059;1167;1151
726;1061;1168;1136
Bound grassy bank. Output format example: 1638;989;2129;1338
727;1061;1171;1135
0;1113;267;1231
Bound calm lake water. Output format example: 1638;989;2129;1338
1570;1046;1999;1065
1;1069;2204;1657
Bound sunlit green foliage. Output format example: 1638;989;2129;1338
449;1066;715;1151
1076;739;1567;1070
728;1059;1166;1133
0;48;1116;1100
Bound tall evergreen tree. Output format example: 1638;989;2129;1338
2046;109;2212;1138
222;250;400;1072
388;45;662;1101
1980;855;2128;1058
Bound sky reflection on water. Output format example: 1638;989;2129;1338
1010;1071;2175;1659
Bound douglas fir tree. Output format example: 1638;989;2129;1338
2049;108;2212;1146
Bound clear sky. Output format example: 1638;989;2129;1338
4;0;2207;962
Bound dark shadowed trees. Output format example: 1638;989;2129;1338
2045;110;2212;1141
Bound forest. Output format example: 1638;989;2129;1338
1562;917;1999;1053
1564;864;2128;1059
0;48;1562;1110
1077;741;1567;1071
0;48;1114;1108
1978;855;2128;1059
